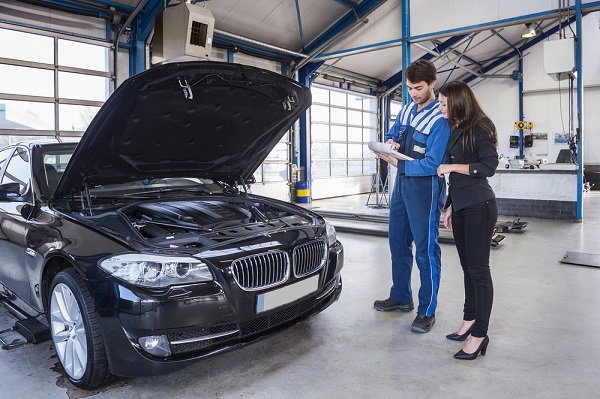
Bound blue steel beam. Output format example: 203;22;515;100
294;0;306;51
408;2;600;42
302;0;385;55
382;34;468;95
463;15;577;84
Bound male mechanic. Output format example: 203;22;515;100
373;59;450;333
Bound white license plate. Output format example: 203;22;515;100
256;275;320;313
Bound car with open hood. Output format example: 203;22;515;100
0;61;343;389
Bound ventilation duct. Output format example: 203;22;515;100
152;1;215;64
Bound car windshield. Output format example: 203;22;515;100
90;177;224;197
40;147;223;197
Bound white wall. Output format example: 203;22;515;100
472;12;600;164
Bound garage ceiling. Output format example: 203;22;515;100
7;1;600;91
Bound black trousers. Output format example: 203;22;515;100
452;199;497;338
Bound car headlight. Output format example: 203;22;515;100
325;220;337;247
99;253;213;288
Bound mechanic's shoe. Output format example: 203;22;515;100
411;313;436;333
373;298;414;312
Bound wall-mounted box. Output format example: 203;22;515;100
543;38;576;81
152;2;215;64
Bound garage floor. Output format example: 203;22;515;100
2;193;600;399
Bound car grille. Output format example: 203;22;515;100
231;251;290;291
293;240;327;277
168;297;317;355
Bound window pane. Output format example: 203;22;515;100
348;127;362;142
312;161;330;177
311;87;329;104
0;65;54;97
0;100;55;130
348;109;362;126
311;105;329;122
58;39;109;71
59;104;100;131
348;95;364;110
330;143;347;158
266;142;288;161
363;143;372;158
390;101;403;116
348;160;363;175
0;28;53;63
348;143;362;158
312;142;330;158
363;97;376;112
330;91;346;107
331;160;347;176
3;148;30;194
330;107;346;124
59;72;109;102
331;125;346;141
364;112;377;128
363;128;377;142
311;123;329;140
253;166;263;183
364;159;376;174
263;163;287;182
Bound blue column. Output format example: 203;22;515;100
401;0;410;104
576;0;583;220
297;63;322;183
518;58;524;159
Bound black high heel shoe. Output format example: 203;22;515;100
446;324;474;341
453;336;489;360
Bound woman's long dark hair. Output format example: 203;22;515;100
438;80;498;152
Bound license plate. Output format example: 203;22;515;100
256;275;319;313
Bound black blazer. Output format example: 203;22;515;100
444;125;499;211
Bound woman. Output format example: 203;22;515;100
436;81;499;360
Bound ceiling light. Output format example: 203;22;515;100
521;23;538;38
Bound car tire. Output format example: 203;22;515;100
49;268;111;389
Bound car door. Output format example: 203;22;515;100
0;146;33;304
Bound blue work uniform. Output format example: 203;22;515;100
384;99;450;317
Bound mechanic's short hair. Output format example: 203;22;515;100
405;59;437;85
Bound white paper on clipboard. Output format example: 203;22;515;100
368;141;414;161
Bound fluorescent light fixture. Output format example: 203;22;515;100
521;23;538;38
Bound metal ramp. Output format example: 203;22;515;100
0;296;51;350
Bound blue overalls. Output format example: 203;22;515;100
384;100;450;317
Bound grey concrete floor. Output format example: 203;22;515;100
2;193;600;399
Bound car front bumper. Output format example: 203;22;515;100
96;242;343;377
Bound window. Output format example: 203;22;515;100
310;86;377;178
2;147;30;195
0;27;111;144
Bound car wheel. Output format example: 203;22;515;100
49;268;111;389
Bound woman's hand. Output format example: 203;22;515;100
443;205;453;230
437;163;453;177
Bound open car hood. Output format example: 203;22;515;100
54;62;311;198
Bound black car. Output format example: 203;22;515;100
0;62;343;389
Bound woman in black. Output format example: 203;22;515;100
436;81;499;360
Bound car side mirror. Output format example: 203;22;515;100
245;176;256;185
0;182;21;200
